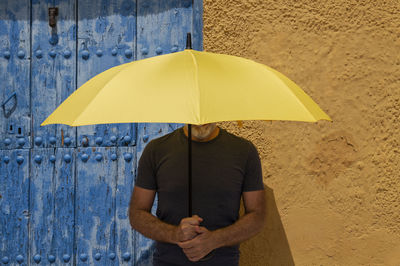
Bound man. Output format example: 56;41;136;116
129;123;265;265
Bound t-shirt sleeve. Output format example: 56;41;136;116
242;141;264;192
135;140;157;190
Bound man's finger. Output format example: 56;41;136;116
178;239;195;249
183;251;198;262
195;226;207;234
182;216;203;225
189;256;200;262
191;256;201;262
182;248;196;258
177;241;189;249
192;215;203;222
181;224;198;230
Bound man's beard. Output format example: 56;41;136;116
191;123;217;140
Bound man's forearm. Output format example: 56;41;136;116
212;211;265;248
129;209;178;244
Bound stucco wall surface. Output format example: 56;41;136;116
203;1;400;265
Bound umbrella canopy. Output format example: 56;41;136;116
41;49;331;127
41;39;332;221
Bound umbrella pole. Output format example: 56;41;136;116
186;33;193;217
188;124;192;217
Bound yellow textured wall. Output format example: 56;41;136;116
203;0;400;265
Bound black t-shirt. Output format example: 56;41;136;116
135;126;264;265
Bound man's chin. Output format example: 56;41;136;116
193;127;216;139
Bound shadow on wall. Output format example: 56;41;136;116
240;186;294;266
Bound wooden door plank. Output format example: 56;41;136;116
29;148;56;265
76;0;137;148
54;147;76;264
75;147;117;265
0;149;29;265
29;148;75;265
192;0;203;51
116;146;136;264
31;0;77;148
0;1;31;150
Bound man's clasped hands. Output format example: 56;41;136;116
174;215;217;262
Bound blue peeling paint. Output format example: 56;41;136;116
95;17;109;34
0;20;7;36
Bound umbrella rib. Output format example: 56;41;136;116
187;50;201;124
264;65;325;121
71;62;133;126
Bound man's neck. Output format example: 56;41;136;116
183;126;220;142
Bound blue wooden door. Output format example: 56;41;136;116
0;0;203;265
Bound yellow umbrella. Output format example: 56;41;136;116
41;34;331;218
41;45;330;127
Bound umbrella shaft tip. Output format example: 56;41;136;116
186;33;192;49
